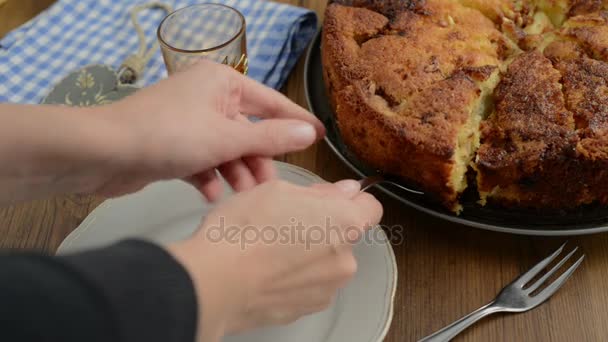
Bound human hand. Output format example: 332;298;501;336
96;60;325;200
167;179;383;342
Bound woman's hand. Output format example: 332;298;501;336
0;60;323;206
97;60;325;200
168;179;383;342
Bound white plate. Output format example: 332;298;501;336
57;162;397;342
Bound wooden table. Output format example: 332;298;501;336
1;1;607;341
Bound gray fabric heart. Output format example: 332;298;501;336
41;3;173;107
42;65;139;106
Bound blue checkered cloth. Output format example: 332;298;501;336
0;0;318;103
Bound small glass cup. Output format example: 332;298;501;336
157;4;248;75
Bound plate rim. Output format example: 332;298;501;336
57;161;398;342
303;29;608;237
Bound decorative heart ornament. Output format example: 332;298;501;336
42;65;139;106
41;3;173;107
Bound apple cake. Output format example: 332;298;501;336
322;0;608;212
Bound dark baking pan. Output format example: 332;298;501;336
304;30;608;236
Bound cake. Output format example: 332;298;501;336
321;0;608;212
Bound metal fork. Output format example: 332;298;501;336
358;175;424;195
418;243;585;342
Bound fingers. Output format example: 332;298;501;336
352;192;384;229
311;181;381;230
273;248;358;291
276;179;382;226
298;298;336;317
226;118;317;159
278;286;339;311
235;74;326;138
188;61;324;137
293;180;382;243
210;157;276;194
218;159;258;192
188;170;224;202
243;156;276;184
312;183;383;240
233;115;277;184
240;289;338;329
268;179;382;231
334;179;362;194
310;180;361;199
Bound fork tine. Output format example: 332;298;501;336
515;242;567;287
525;247;578;294
533;255;585;301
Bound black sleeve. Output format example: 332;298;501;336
0;239;197;342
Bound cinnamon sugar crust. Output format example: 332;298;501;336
322;0;608;212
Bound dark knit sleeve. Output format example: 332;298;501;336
0;239;197;342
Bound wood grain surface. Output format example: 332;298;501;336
0;1;605;341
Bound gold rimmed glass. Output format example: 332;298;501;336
157;4;248;75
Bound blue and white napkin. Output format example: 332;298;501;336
0;0;318;103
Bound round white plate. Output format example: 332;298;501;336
57;162;397;342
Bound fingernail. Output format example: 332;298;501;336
289;122;317;145
334;179;361;194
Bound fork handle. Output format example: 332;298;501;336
418;302;503;342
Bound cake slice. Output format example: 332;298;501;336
475;5;608;209
475;51;582;207
548;40;608;205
